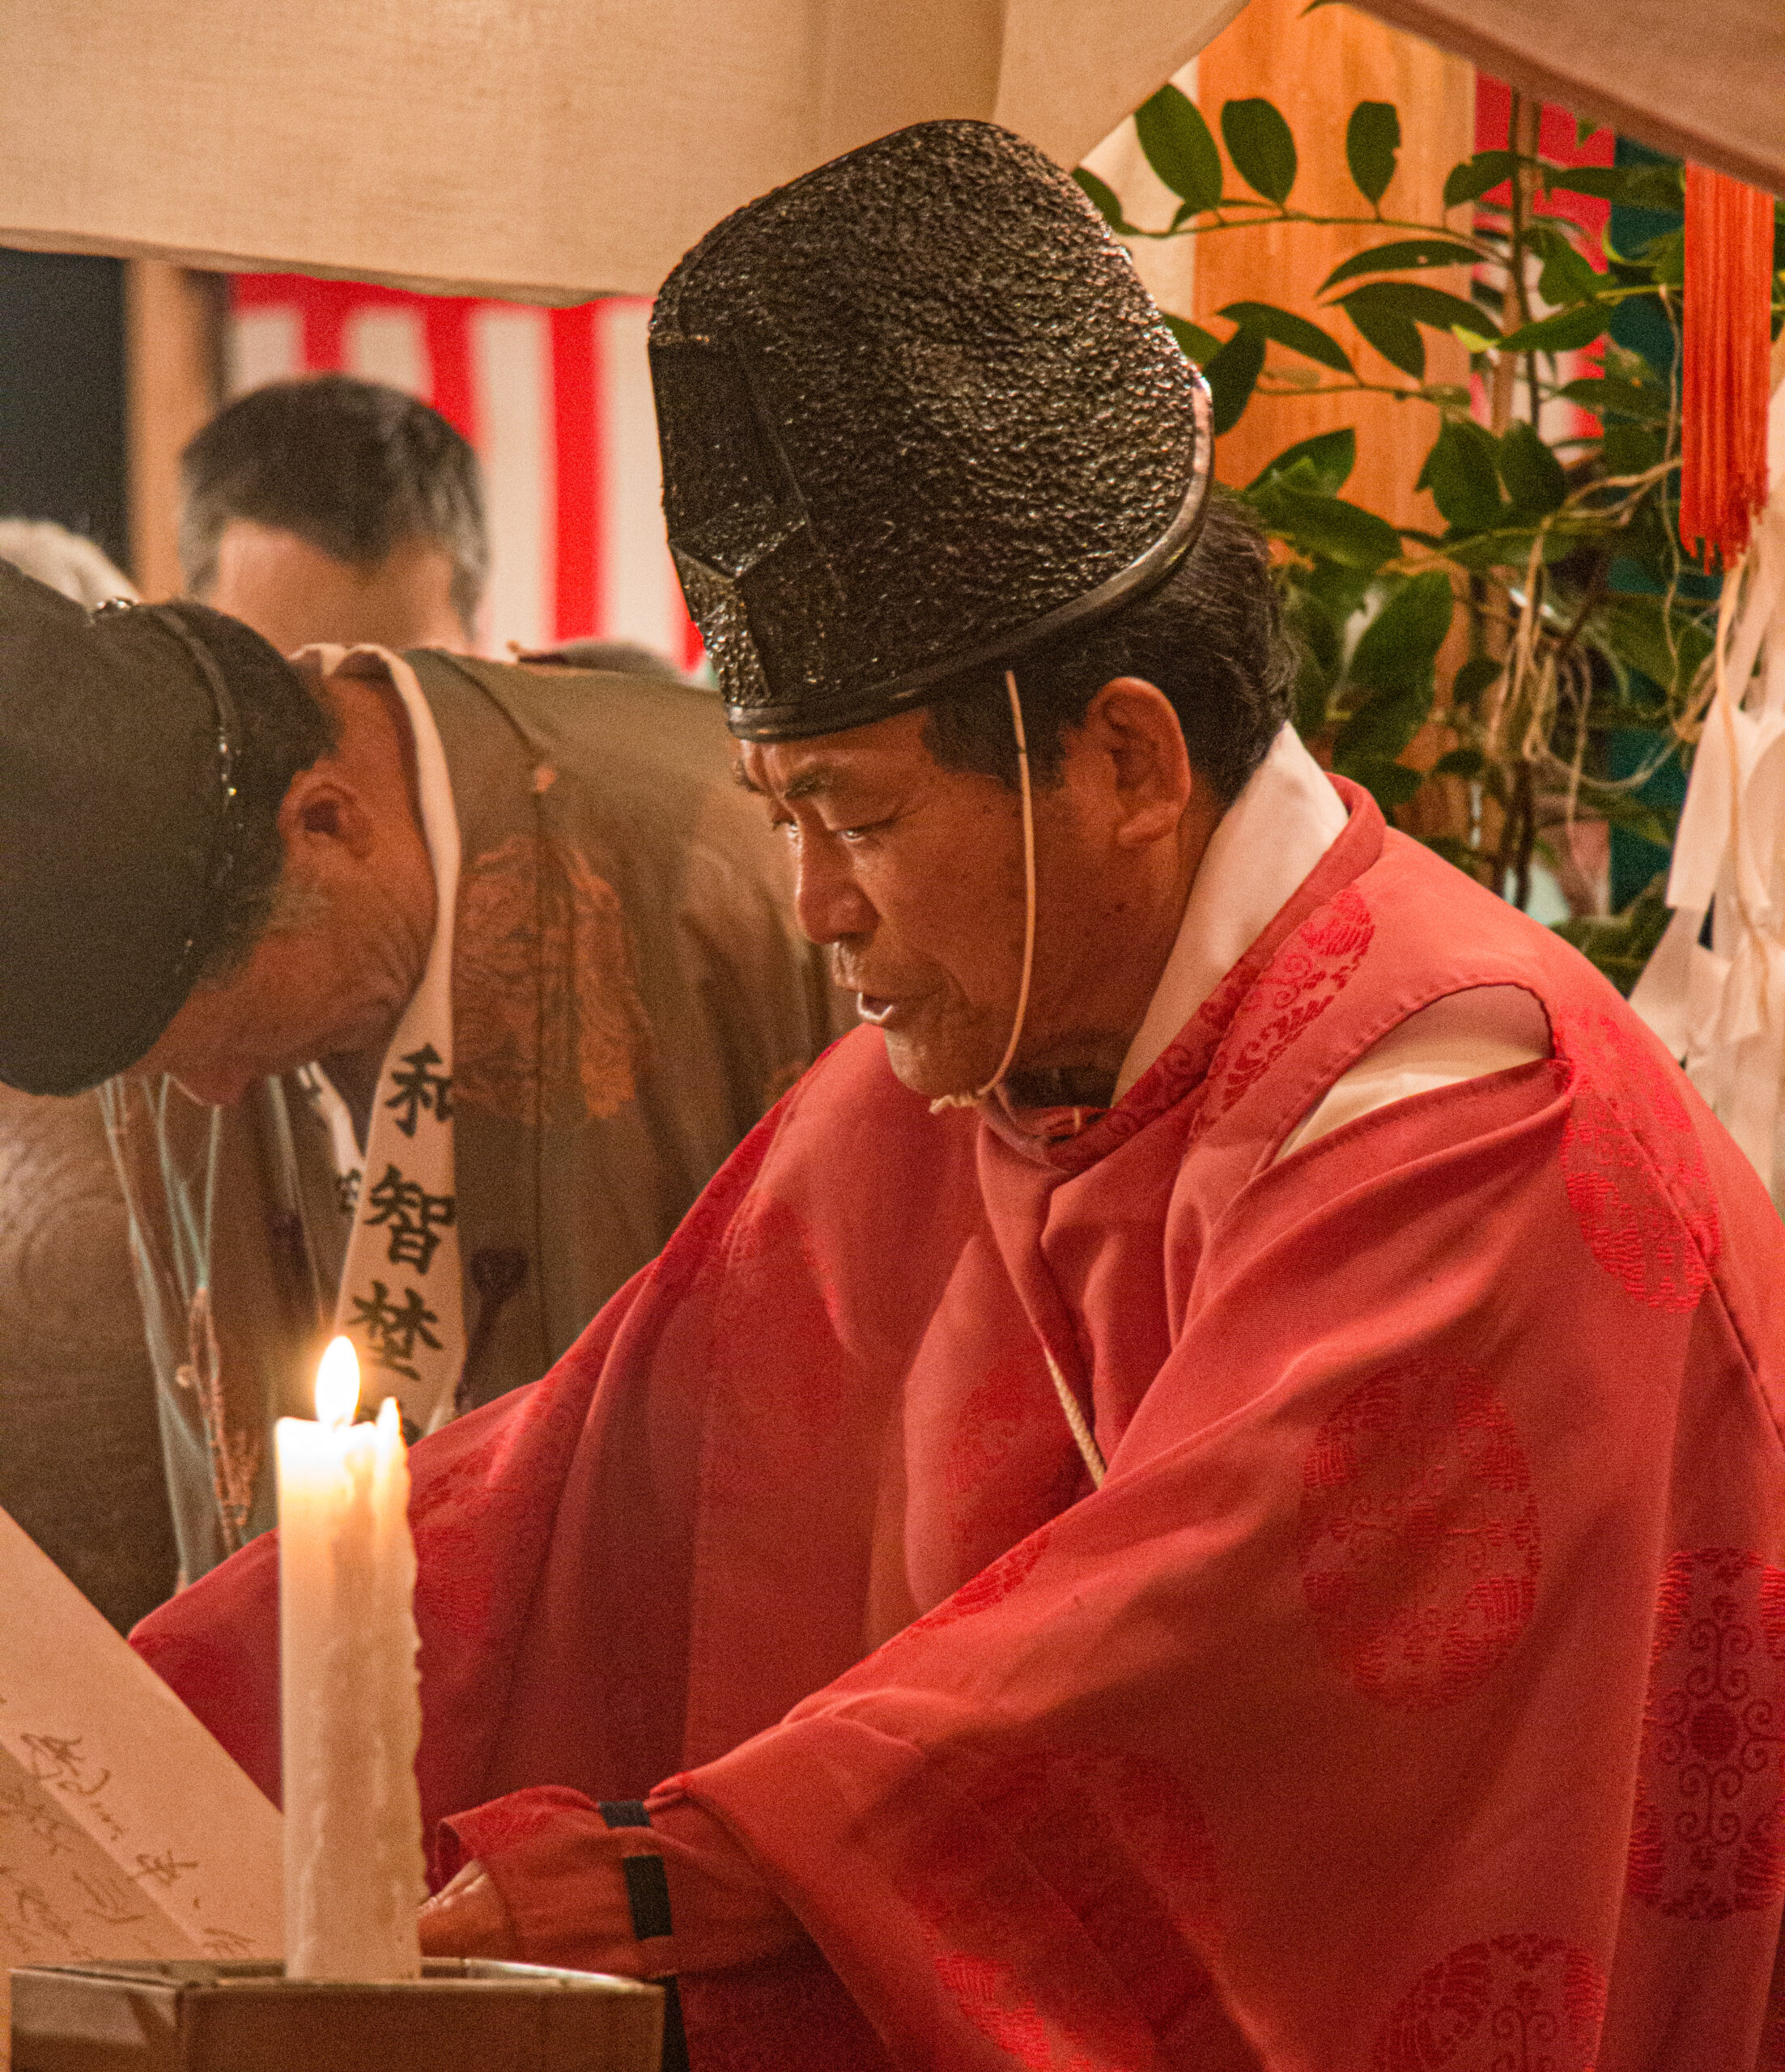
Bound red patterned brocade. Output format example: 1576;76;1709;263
134;784;1785;2069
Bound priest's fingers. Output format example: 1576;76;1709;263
418;1858;521;1959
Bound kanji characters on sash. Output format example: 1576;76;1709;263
385;1043;453;1137
364;1162;456;1272
346;1280;444;1384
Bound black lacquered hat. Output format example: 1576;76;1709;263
650;119;1215;742
0;566;254;1095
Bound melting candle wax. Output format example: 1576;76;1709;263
275;1337;424;1981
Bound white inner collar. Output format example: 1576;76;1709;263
1113;725;1350;1101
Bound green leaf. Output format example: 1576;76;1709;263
1584;788;1679;851
1642;227;1685;287
1618;161;1685;213
1442;524;1544;573
1341;758;1427;812
1162;312;1223;365
1419;420;1506;531
1449;654;1504;708
1444;150;1515;207
1592;595;1714;698
1496;419;1567;516
1549;161;1685;213
1333;575;1454;794
1249;427;1357;495
1071;168;1134;234
1282;587;1342;738
1134;84;1224;213
1204;326;1266;435
1542;166;1621;202
1423;832;1484;872
1525;224;1602;305
1552;877;1671;998
1217;301;1354;373
1598;423;1662;477
1434;746;1487;778
1349;569;1456;695
1345;101;1400;205
1253;485;1404;570
1319;239;1480;293
1285;583;1345;673
1337;279;1499;334
1337;293;1423;377
1495;304;1610;355
1559;374;1670;425
1221;98;1298;206
1537;245;1604;305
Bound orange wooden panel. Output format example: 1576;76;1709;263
1192;0;1474;529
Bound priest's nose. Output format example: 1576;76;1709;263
793;839;876;947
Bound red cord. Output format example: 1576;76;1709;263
1680;164;1774;567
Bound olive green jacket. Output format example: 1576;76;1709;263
106;654;839;1585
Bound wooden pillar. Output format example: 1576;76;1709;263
1191;0;1474;529
125;262;226;601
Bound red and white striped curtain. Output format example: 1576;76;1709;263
230;275;703;669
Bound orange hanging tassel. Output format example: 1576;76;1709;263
1680;163;1774;567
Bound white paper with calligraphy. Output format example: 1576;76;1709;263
296;647;465;1436
0;1504;281;2060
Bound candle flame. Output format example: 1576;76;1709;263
315;1335;361;1428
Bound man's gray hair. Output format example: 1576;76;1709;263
179;375;488;637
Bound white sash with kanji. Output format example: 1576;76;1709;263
297;648;465;1433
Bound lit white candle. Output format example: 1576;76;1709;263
276;1337;425;1981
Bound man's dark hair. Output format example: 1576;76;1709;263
180;376;488;636
922;490;1293;802
155;602;340;985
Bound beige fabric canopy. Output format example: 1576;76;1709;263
0;0;1778;304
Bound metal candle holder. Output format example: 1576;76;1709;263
11;1957;665;2072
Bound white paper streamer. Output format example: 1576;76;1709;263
1631;379;1785;1204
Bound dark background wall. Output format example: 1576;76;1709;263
0;247;177;1629
0;249;129;571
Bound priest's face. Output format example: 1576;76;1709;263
737;687;1206;1103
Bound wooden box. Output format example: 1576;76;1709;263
11;1958;665;2072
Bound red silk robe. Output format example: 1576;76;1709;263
135;783;1785;2070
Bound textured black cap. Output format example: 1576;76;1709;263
651;118;1214;742
0;566;250;1094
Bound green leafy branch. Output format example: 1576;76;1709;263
1078;72;1784;975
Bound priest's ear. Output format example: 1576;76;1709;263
1078;676;1196;848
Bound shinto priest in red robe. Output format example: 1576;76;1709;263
134;122;1785;2070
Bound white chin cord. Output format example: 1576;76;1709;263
929;669;1037;1115
924;669;1107;1489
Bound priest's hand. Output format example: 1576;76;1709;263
418;1858;521;1959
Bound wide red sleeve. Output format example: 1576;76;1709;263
436;1787;801;1977
440;1059;1784;2070
128;1079;819;1825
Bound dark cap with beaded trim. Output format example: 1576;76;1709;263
650;118;1214;743
0;563;257;1096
